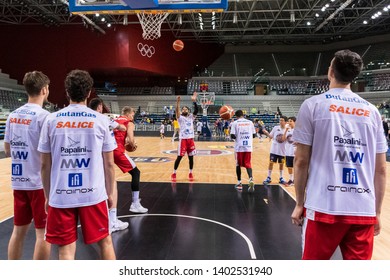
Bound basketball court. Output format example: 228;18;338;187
1;136;390;260
0;0;390;263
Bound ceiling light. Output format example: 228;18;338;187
178;14;182;25
233;13;238;24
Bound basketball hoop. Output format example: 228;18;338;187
137;12;169;40
197;92;215;116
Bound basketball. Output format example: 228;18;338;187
125;142;137;152
219;105;234;120
173;40;184;52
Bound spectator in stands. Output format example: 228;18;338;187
262;116;288;185
88;97;128;233
282;116;296;185
5;71;51;259
223;119;231;140
291;50;387;260
214;118;223;138
171;92;198;182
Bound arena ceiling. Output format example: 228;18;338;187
1;0;390;45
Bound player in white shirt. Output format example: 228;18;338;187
171;92;198;182
160;122;165;139
39;70;117;260
230;110;257;192
262;116;288;185
4;71;51;260
88;97;129;233
282;116;296;185
291;50;387;260
196;119;203;136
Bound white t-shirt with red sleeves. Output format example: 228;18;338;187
269;125;286;156
38;104;117;208
5;103;49;190
293;88;388;218
230;118;256;152
178;114;195;139
285;127;295;157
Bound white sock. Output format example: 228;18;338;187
173;170;176;174
109;208;117;227
290;174;294;181
267;170;272;177
189;169;193;174
280;170;284;178
132;191;140;203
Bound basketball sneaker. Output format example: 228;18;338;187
279;177;287;185
189;173;194;181
248;179;255;193
171;173;176;182
110;219;129;233
263;177;271;185
234;183;243;191
130;201;148;213
287;180;294;186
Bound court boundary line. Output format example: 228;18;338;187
119;213;257;259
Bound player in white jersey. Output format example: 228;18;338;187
282;116;296;185
4;71;51;260
88;97;129;233
38;70;117;260
262;116;288;185
291;50;387;260
230;110;257;192
160;122;165;139
196;119;203;137
171;92;198;182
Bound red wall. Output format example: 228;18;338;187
0;24;223;106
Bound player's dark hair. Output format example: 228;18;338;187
65;69;93;103
88;97;103;110
23;71;50;97
280;116;288;122
288;116;296;122
332;50;363;84
235;110;244;117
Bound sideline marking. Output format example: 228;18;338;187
119;213;257;259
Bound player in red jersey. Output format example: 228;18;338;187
114;106;148;214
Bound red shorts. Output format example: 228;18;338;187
235;152;252;168
302;218;374;260
114;149;136;173
178;139;196;156
45;200;109;246
13;189;47;228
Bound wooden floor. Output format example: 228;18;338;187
1;136;390;259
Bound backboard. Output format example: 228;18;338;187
69;0;228;14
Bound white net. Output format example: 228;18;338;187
197;92;215;116
137;12;170;40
